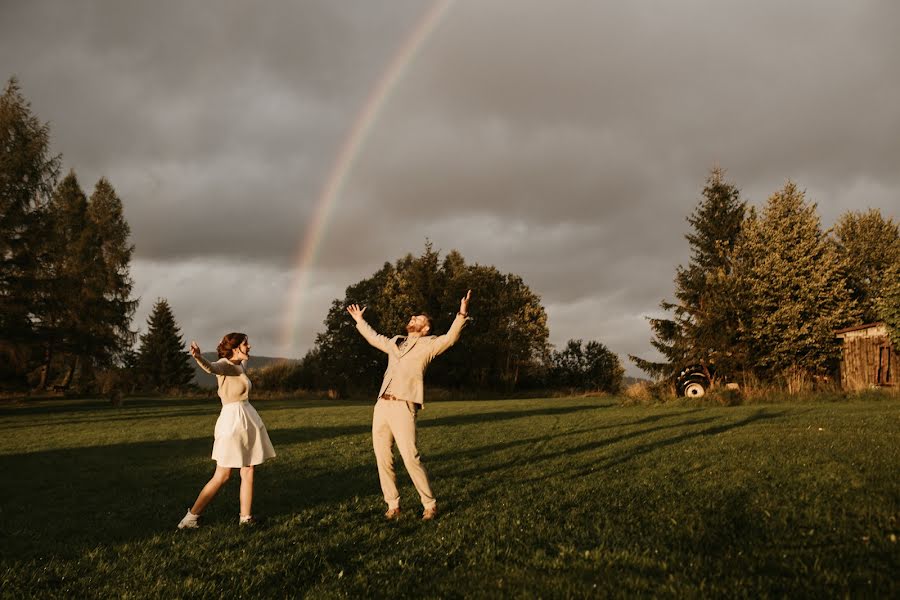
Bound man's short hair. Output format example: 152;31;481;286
421;313;434;333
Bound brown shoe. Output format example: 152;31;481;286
384;507;402;521
422;506;438;521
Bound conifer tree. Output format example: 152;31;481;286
0;78;61;384
878;263;900;349
832;209;900;324
631;167;746;381
136;299;195;391
87;178;137;364
33;171;94;389
733;181;859;391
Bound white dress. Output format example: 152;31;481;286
194;356;276;468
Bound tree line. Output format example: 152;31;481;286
1;78;136;392
264;242;624;396
1;78;623;397
631;167;900;393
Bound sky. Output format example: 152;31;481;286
2;0;898;377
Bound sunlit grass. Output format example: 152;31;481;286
1;395;897;597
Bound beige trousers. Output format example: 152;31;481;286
372;398;436;510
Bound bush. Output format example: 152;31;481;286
248;360;316;392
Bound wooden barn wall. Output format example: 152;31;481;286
839;335;897;390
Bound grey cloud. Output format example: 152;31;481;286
3;0;898;377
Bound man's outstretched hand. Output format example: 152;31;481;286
347;304;367;323
460;290;472;316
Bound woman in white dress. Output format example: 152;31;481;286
177;332;276;529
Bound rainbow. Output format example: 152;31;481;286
280;0;454;355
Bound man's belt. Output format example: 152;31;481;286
380;393;403;401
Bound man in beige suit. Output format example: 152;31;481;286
347;290;471;521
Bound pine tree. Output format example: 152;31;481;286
32;171;94;389
87;178;137;364
832;209;900;324
878;263;900;349
0;78;61;385
631;167;746;381
733;182;859;392
136;299;195;391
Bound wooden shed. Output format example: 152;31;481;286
834;322;897;390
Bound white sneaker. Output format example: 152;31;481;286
177;509;201;530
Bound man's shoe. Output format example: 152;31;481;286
177;509;201;530
422;506;438;521
384;507;402;521
239;515;263;527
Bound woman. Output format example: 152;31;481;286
177;332;276;529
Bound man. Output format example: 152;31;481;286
347;290;472;521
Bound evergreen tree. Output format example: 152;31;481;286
733;182;859;392
136;299;195;391
87;178;137;364
32;171;94;389
0;77;61;385
631;167;746;381
832;209;900;324
877;262;900;349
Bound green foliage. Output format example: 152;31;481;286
832;209;900;324
248;352;322;392
549;339;624;392
29;173;137;390
632;167;746;380
0;77;61;385
877;261;900;349
31;172;96;389
314;242;551;394
733;182;859;391
86;178;137;363
0;79;136;391
1;396;897;597
136;299;195;390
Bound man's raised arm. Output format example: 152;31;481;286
429;290;473;358
347;304;393;353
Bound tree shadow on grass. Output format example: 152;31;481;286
437;409;789;502
0;396;371;420
0;397;215;417
419;402;611;430
431;411;705;473
0;401;774;551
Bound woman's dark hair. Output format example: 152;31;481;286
217;332;247;359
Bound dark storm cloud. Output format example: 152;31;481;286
2;1;897;373
1;0;423;264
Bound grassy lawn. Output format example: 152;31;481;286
1;395;898;598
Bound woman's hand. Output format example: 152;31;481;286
190;340;202;359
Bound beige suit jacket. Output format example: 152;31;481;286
356;313;468;406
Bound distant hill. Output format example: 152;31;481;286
191;353;299;388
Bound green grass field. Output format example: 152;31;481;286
1;395;898;598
